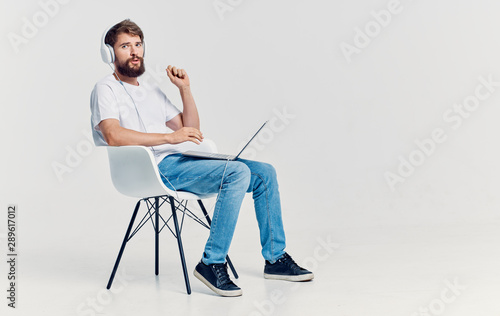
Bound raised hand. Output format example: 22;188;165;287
166;65;190;89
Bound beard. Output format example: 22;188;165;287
116;56;146;78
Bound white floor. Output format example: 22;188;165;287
1;204;499;316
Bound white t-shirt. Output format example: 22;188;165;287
90;74;203;164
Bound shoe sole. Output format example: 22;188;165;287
263;272;315;282
193;269;243;297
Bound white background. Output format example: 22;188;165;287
1;0;500;315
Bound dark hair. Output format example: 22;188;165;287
105;19;144;48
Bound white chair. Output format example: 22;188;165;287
104;140;238;294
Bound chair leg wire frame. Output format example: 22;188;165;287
106;195;238;294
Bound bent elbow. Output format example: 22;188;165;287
106;139;120;147
103;131;121;147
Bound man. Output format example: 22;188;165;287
90;19;313;297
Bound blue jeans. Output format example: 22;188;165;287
157;154;286;264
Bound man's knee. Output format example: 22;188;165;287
254;162;277;181
228;162;251;186
262;162;277;178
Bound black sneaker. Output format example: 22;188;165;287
264;253;314;281
194;261;242;297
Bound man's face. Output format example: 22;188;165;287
113;32;145;78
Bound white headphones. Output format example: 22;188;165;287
100;23;145;64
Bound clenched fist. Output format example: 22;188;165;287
166;65;190;89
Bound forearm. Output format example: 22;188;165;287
101;119;203;146
103;125;170;147
179;86;200;129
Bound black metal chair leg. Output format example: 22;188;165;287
107;200;141;289
170;196;191;294
155;197;159;276
224;256;238;279
197;200;239;279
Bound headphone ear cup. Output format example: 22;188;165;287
100;26;115;64
105;44;115;63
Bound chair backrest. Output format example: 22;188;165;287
106;140;217;199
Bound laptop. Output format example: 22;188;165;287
182;121;268;160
